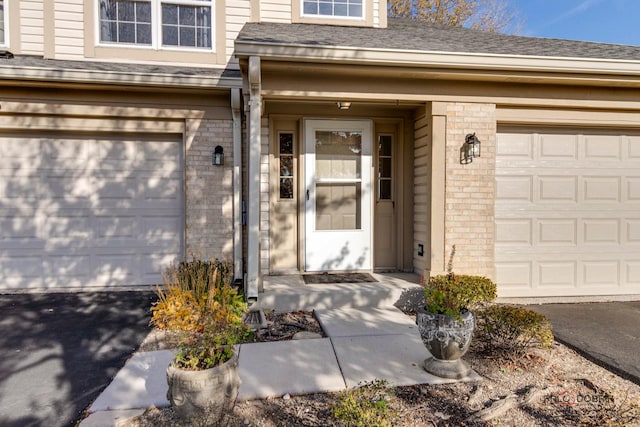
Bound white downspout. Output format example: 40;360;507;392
231;88;243;283
246;56;261;300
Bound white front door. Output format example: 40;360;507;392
304;119;373;271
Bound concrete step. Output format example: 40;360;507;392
254;273;424;312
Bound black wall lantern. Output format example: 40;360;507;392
212;145;224;166
460;133;481;164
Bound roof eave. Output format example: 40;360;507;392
0;64;243;89
234;40;640;79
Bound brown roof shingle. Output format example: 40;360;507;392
237;18;640;61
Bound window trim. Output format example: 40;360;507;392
95;0;215;52
293;0;373;26
278;131;296;201
377;133;393;201
300;0;365;21
0;0;9;48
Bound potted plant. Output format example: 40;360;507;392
416;246;497;379
166;319;250;421
151;258;251;421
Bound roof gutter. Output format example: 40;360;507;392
234;41;640;78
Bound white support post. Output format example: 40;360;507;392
246;56;262;300
231;88;243;282
430;103;447;277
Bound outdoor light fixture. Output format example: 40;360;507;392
212;145;224;166
460;133;481;164
336;101;352;110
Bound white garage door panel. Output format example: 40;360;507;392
496;130;640;297
0;134;183;290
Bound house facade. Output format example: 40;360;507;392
1;0;640;300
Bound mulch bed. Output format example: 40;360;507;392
252;310;325;342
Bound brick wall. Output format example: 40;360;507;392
444;103;496;278
185;118;234;261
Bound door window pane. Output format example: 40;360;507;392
280;178;294;199
315;131;361;180
379;180;391;200
316;183;361;230
379;158;392;178
280;156;293;177
280;133;293;155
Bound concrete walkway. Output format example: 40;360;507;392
529;301;640;386
80;279;481;426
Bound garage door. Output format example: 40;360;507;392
495;128;640;297
0;133;183;290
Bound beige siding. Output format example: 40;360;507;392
20;1;45;55
226;0;252;68
413;107;430;275
373;0;379;27
261;0;292;22
55;0;85;59
260;117;271;275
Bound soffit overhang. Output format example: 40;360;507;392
235;41;640;88
0;57;242;92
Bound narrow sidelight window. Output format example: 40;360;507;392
279;133;295;199
378;134;392;200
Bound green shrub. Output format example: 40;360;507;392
174;322;252;370
332;380;396;427
475;305;554;357
422;245;497;318
424;274;497;318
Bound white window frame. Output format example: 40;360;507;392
0;0;9;48
95;0;215;52
300;0;365;20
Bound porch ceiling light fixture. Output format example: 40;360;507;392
212;145;224;166
336;101;352;110
460;133;481;164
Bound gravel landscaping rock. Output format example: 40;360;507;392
125;310;640;427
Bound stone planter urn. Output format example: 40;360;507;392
416;308;475;379
166;351;240;420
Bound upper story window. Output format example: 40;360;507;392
0;0;6;46
98;0;212;49
302;0;363;19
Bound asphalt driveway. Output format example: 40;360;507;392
0;291;156;427
530;301;640;385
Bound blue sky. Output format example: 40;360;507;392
511;0;640;46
